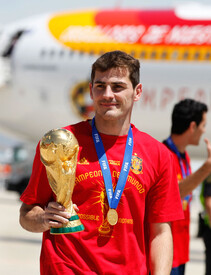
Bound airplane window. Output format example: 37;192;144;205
50;50;55;57
130;51;135;57
171;51;178;59
194;52;200;60
161;51;167;59
59;50;64;57
40;49;46;57
140;51;146;59
150;51;156;59
205;52;211;60
183;52;189;59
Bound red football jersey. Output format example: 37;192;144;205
169;151;192;267
21;121;183;274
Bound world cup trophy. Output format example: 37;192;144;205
40;128;84;234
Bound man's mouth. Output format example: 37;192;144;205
100;101;118;107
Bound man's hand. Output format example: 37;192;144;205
43;202;71;229
204;138;211;165
179;138;211;199
19;202;79;233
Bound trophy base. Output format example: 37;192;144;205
50;214;85;234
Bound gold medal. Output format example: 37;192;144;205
107;208;118;226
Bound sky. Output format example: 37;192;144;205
0;0;210;25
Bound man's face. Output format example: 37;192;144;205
190;112;207;145
89;67;142;122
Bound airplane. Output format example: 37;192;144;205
0;2;210;159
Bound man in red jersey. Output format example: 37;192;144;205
163;99;211;275
19;51;183;275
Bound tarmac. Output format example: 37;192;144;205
0;186;206;275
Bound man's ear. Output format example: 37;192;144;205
189;121;197;132
134;83;142;101
89;83;93;99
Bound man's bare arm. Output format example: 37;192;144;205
179;138;211;199
19;202;72;233
149;222;173;275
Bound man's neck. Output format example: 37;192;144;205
93;116;131;136
170;134;188;153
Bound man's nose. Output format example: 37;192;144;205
103;85;114;98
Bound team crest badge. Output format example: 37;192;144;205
131;155;143;174
70;81;94;119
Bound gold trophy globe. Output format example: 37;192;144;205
40;128;84;234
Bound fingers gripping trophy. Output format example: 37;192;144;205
40;128;84;234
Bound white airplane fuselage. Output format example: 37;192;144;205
0;6;210;158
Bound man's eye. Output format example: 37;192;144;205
113;85;123;90
96;84;104;89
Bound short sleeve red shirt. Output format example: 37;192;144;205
21;121;184;275
165;149;192;267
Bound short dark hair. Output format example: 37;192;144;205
91;51;140;89
171;99;208;134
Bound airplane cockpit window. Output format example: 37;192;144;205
2;30;24;58
0;29;22;86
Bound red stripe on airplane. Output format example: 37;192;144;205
95;10;211;27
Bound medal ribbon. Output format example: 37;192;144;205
164;136;191;202
92;118;133;209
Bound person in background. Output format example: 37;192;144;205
19;51;183;275
163;98;211;275
200;175;211;275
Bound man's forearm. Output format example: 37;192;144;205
149;222;173;275
179;161;211;199
19;203;49;233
